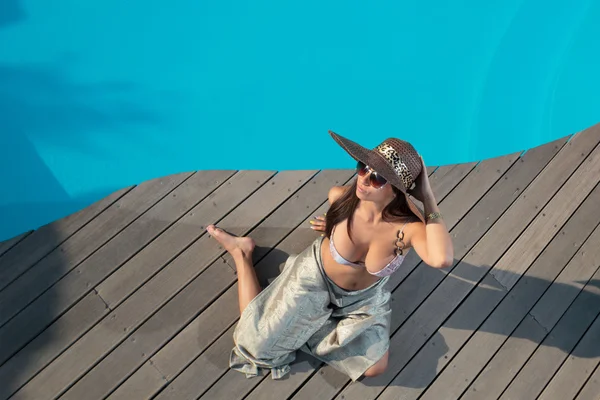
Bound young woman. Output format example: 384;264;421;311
206;130;454;381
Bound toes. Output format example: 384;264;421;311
206;225;220;236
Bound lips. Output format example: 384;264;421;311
357;185;367;194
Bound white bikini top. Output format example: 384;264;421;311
329;222;409;277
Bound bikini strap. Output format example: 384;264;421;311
394;221;409;256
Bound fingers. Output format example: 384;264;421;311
309;214;327;233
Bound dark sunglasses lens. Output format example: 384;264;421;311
356;161;368;176
370;173;387;189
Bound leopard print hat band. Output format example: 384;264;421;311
374;142;416;190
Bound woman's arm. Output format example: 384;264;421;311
408;157;454;268
409;193;454;268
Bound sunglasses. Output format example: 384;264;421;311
356;161;388;189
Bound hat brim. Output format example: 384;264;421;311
329;130;425;224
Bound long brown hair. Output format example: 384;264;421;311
325;179;416;242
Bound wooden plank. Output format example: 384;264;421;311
200;369;264;400
0;172;239;397
576;363;600;400
211;353;322;400
426;162;477;201
539;314;600;400
0;186;133;291
201;159;487;400
245;354;323;400
333;129;600;399
432;152;520;230
415;186;600;400
294;137;568;399
378;274;508;400
147;277;240;382
0;171;272;396
499;266;600;399
12;170;316;400
75;169;352;400
149;325;237;400
105;361;167;400
387;180;600;400
0;173;192;328
0;171;234;367
0;231;32;258
530;230;600;329
463;315;546;400
0;170;273;399
492;169;600;289
0;291;109;400
96;170;274;308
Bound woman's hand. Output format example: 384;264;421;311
409;155;435;203
310;213;327;233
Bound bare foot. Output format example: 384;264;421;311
206;225;255;258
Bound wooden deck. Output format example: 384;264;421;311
1;123;599;400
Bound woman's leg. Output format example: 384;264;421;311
206;224;261;314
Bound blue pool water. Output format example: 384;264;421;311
1;0;599;241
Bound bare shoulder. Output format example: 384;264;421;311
395;218;425;249
328;185;349;204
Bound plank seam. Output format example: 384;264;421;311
486;270;509;291
148;359;168;383
93;288;112;311
221;256;235;273
526;311;550;334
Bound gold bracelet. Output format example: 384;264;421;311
426;212;443;221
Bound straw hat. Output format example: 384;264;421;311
329;130;426;223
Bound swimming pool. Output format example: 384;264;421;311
1;0;599;240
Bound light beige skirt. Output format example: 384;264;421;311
230;236;392;382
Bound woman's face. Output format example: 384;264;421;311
355;166;395;203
